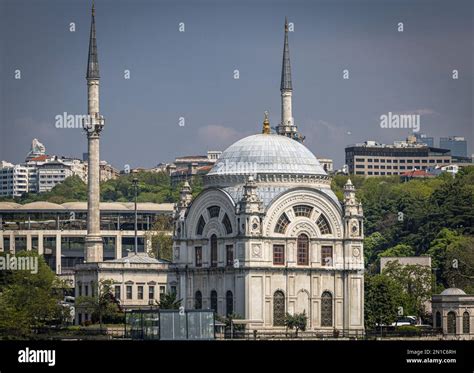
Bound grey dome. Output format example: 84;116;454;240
440;288;466;296
208;134;326;176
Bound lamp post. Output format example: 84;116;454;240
132;177;138;255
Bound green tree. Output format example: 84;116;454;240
444;236;474;293
284;311;308;337
158;292;182;310
0;251;67;338
427;228;462;286
378;244;415;259
382;261;433;319
364;274;402;329
76;279;123;328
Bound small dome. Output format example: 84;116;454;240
440;287;466;296
208;134;326;176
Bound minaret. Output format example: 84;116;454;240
83;2;104;263
276;17;303;143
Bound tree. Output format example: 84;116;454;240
147;216;173;261
76;279;123;328
444;236;474;293
382;261;433;319
378;244;415;259
158;292;182;310
0;251;67;338
284;311;308;337
427;228;462;286
365;274;402;329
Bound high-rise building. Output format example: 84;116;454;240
439;136;467;158
414;132;434;147
345;139;451;176
0;163;29;197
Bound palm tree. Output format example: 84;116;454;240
158;292;182;309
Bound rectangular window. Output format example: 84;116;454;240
321;246;333;266
367;159;373;162
226;245;234;266
149;286;155;300
400;166;406;170
368;165;373;169
429;160;435;163
126;285;132;300
170;286;177;295
195;246;202;267
85;285;89;297
138;285;144;300
159;285;166;299
355;171;364;175
407;159;413;163
399;159;406;163
368;171;373;175
115;285;121;300
273;245;285;265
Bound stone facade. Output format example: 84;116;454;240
172;136;365;333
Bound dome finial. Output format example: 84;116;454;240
262;111;271;134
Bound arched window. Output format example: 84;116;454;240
297;234;309;265
463;311;470;334
210;234;218;267
210;290;218;313
226;291;233;316
222;214;233;234
447;311;456;334
273;291;285;326
321;291;333;327
274;213;290;234
293;205;313;218
316;214;332;235
194;291;202;310
435;311;441;329
196;216;206;236
207;205;220;218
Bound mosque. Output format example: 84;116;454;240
76;6;365;333
172;19;365;332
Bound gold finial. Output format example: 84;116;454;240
285;17;289;32
92;1;95;16
262;111;271;134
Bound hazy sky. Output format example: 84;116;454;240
1;0;473;169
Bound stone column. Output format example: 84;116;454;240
281;90;293;128
38;232;44;255
56;233;61;274
84;79;104;263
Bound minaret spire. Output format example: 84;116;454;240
83;1;105;263
86;1;100;80
280;17;292;92
276;17;304;143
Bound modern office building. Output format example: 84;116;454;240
439;136;468;158
414;132;434;147
345;139;452;176
0;201;174;279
